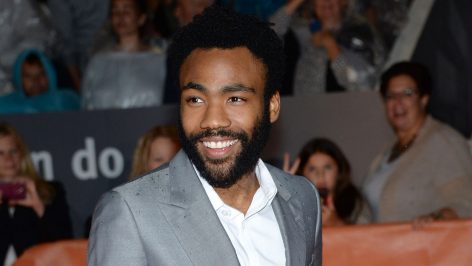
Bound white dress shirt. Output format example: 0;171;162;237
196;159;286;266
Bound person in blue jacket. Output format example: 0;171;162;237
0;49;80;114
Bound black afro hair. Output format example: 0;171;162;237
167;4;285;102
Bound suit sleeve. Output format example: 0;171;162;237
87;191;147;266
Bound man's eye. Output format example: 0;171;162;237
228;97;245;103
186;97;203;104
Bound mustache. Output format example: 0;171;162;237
188;129;248;143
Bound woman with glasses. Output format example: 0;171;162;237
361;61;472;226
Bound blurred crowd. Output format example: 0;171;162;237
3;59;472;263
3;0;472;265
0;0;412;113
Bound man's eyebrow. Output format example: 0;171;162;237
222;84;256;94
182;82;206;91
181;82;256;94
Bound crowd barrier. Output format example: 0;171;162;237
323;218;472;266
13;219;472;266
13;239;87;266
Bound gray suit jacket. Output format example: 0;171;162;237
88;151;322;266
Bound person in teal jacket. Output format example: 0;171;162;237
0;49;80;114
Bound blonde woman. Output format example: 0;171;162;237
130;125;181;179
0;123;72;265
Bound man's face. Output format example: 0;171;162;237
178;47;280;188
22;62;48;96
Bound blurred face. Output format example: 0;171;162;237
303;152;338;191
146;137;180;170
0;135;21;181
22;62;48;96
384;74;429;134
313;0;345;28
111;0;146;37
175;0;213;26
179;47;280;188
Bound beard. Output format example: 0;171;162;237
178;107;272;188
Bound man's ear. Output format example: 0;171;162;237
269;91;281;123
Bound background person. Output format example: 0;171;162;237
47;0;110;91
284;137;371;226
82;0;166;110
0;123;72;266
173;0;214;27
270;0;385;94
0;0;58;95
362;61;472;226
0;49;80;114
129;125;181;179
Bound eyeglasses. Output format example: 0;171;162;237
384;88;418;101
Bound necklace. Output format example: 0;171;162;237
388;134;417;163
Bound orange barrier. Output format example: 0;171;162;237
12;219;472;266
323;219;472;266
13;239;87;266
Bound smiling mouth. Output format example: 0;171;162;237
202;140;239;149
393;112;408;119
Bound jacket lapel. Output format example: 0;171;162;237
270;168;307;266
160;151;240;266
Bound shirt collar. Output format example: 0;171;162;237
195;159;278;213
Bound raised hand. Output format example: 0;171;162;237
8;177;45;217
283;152;301;175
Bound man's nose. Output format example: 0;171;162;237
199;102;231;129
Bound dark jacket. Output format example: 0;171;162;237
0;181;73;263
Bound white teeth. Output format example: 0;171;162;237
203;140;238;149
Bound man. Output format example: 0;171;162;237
88;5;322;266
20;54;49;97
0;49;80;113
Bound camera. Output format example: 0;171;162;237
317;187;329;206
0;182;27;200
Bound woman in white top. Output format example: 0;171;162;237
362;62;472;226
82;0;166;110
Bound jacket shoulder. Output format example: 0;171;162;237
113;165;171;200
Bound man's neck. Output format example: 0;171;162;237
214;172;259;215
